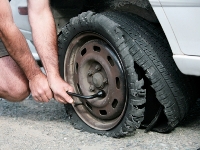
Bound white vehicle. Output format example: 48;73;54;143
10;0;200;137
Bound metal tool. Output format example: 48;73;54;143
67;90;106;99
66;90;106;106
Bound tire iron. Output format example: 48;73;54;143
66;90;106;106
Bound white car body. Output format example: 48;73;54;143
149;0;200;76
11;0;200;76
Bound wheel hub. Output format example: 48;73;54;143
92;72;104;88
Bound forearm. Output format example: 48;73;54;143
28;0;59;79
0;23;41;80
0;0;41;80
27;0;74;104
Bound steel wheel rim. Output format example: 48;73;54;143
64;32;127;130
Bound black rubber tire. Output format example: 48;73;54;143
58;11;146;138
103;11;198;132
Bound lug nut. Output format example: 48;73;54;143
89;85;95;92
88;70;93;76
95;65;101;71
103;78;108;84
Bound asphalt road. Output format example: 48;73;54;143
0;97;200;150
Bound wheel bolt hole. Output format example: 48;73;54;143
112;99;118;108
93;46;101;52
81;48;87;56
116;77;120;89
107;56;114;66
99;110;107;116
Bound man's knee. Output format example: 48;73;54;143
8;82;30;102
0;56;30;102
0;80;30;102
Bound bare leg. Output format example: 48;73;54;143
0;56;30;102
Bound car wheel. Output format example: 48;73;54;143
58;11;146;138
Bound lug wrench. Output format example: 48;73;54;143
66;90;106;106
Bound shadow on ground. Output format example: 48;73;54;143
0;96;67;122
0;97;200;129
179;98;200;129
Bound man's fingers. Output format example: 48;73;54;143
34;95;43;102
54;95;67;104
57;98;67;104
64;93;73;103
33;96;39;102
46;89;53;100
66;86;74;93
41;84;53;102
41;94;50;102
33;92;50;102
54;91;73;104
64;87;74;103
47;77;74;104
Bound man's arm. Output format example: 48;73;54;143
0;0;53;102
27;0;74;104
0;0;40;80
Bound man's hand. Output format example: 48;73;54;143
48;75;73;104
29;72;53;102
47;75;74;104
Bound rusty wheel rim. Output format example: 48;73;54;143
64;33;127;130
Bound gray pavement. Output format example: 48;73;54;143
0;97;200;150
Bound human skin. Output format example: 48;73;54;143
0;0;73;103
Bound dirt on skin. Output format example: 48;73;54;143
0;97;200;150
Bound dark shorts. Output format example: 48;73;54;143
0;40;9;58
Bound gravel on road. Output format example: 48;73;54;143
0;97;200;150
